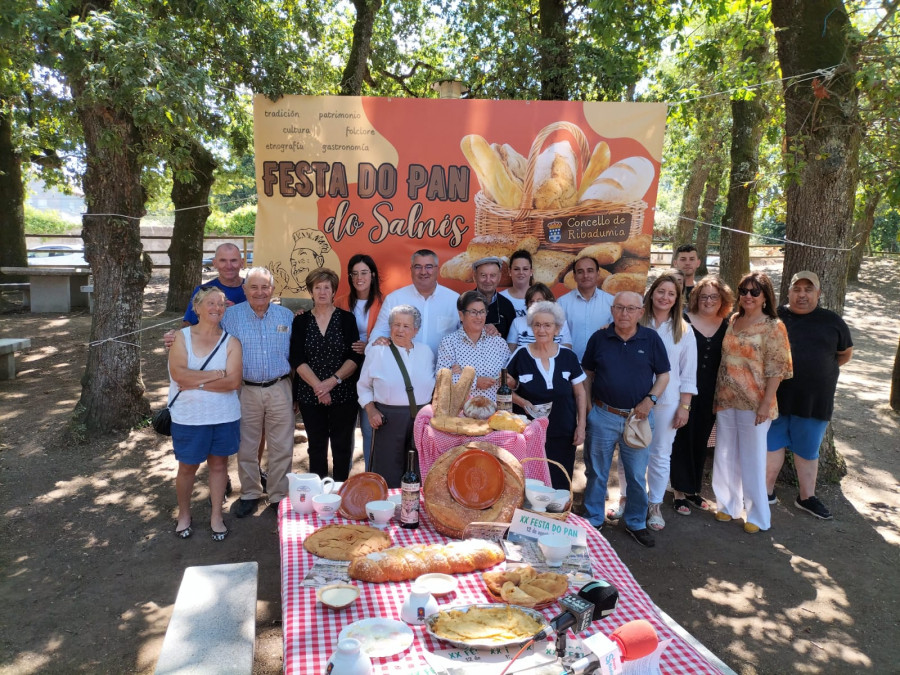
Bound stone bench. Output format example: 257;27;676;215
155;562;258;675
0;282;30;308
0;338;31;380
0;266;91;313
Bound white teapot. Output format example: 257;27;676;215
287;473;335;515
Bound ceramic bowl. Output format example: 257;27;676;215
366;500;395;529
415;572;458;597
313;493;342;521
538;534;572;567
317;583;360;610
525;484;556;512
547;489;571;513
524;479;545;489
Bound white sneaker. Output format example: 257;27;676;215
647;502;665;531
606;497;626;520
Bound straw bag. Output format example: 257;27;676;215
521;457;572;521
474;121;646;254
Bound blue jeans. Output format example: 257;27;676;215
583;405;654;530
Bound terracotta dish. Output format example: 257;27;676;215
448;450;504;509
339;472;389;520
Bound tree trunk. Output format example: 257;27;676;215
696;163;723;278
771;0;861;313
674;155;711;254
847;191;880;282
339;0;383;96
74;97;151;432
166;140;217;312
718;94;766;293
0;105;27;283
771;0;862;483
891;337;900;412
539;0;569;101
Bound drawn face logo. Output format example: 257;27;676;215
290;247;322;286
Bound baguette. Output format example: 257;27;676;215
461;135;524;208
492;143;528;183
348;539;505;583
576;141;611;200
467;234;539;259
440;251;475;282
579;156;654;204
432;368;453;416
450;365;476;416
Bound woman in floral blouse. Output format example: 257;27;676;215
713;272;792;533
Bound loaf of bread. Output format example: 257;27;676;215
602;272;648;296
430;415;492;436
621;233;652;259
467;234;539;259
492;143;528;183
461;135;524;208
441;251;475;282
612;256;651;274
576;242;623;267
579;156;654;204
433;368;453;416
488;411;527;433
348;539;505;583
303;524;392;561
532;249;574;286
450;366;476;416
576;141;611;200
533;141;578;209
464;396;497;420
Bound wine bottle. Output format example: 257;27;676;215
496;367;513;412
400;448;420;529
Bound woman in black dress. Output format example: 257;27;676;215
670;276;734;513
290;268;362;481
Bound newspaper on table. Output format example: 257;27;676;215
300;559;350;587
502;509;592;578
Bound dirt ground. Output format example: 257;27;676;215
0;259;897;675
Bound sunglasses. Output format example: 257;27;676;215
738;287;762;297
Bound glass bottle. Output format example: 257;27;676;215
400;448;420;529
496;367;513;412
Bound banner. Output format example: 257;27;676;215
253;95;666;299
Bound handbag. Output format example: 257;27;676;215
152;331;229;436
622;410;652;448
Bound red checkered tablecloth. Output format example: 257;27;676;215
279;497;724;674
413;405;553;485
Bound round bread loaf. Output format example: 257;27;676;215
303;524;392;561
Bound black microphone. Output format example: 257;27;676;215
534;579;619;640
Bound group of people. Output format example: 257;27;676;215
164;242;852;551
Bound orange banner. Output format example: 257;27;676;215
253;95;666;299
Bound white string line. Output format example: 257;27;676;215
88;316;183;348
669;66;839;105
80;195;258;221
663;213;858;251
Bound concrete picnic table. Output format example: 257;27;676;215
0;266;92;313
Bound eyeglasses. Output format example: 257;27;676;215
738;287;762;297
611;305;642;313
412;264;436;272
464;309;487;316
349;270;371;277
698;294;720;302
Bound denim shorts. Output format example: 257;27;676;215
766;415;829;460
172;419;240;465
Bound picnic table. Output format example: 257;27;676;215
0;266;91;313
278;491;732;674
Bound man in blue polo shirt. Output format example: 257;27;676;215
581;291;670;547
182;243;246;325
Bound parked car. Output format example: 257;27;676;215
27;245;89;267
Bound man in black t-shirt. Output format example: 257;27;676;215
765;271;853;520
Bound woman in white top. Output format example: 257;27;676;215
507;283;573;351
357;305;435;487
611;272;697;531
500;250;534;318
168;287;243;541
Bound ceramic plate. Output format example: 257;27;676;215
338;472;389;520
424;603;550;649
415;573;458;597
447;450;504;509
338;618;414;658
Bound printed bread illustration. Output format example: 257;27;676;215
578;156;655;204
461;135;524;208
532;141;578;210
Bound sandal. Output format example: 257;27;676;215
673;498;691;516
606;497;626;521
211;526;229;542
647;503;665;531
175;519;192;539
686;494;712;511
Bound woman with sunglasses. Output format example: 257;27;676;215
335;254;383;469
670;277;734;515
712;272;792;533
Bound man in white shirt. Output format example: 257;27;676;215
369;249;460;354
557;256;615;361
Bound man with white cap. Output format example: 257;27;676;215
470;256;517;340
765;271;853;520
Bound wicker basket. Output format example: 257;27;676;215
474;121;646;254
520;457;572;521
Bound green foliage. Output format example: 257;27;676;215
23;206;79;235
871;208;900;253
205;203;257;236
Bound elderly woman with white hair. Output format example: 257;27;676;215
357;305;435;487
506;301;587;489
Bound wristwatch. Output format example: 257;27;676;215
333;374;343;384
680;403;691;411
647;394;658;405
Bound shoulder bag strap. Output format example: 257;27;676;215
388;342;418;419
169;330;229;409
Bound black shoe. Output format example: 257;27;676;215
259;466;268;493
235;498;259;518
174;519;192;539
768;492;778;505
795;495;833;520
211;526;229;542
594;521;605;533
625;526;655;548
225;476;233;496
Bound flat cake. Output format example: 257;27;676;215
303;523;392;561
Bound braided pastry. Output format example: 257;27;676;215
348;539;505;583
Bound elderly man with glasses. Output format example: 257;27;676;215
581;291;670;548
369;249;460;354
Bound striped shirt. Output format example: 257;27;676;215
221;301;293;383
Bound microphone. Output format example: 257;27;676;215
535;579;619;641
562;620;659;675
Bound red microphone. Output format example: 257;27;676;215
562;620;659;674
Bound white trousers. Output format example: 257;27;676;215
615;403;678;504
712;408;771;530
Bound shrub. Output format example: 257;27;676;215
24;207;80;235
205;203;256;235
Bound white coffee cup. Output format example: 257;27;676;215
538;534;572;567
525;484;556;513
366;500;394;529
312;493;342;521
